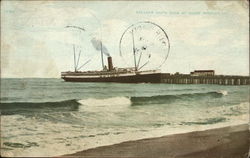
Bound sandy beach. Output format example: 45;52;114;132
61;124;249;158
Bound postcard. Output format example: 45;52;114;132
1;0;249;157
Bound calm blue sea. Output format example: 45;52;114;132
0;78;249;156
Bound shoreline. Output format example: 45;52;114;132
61;124;249;158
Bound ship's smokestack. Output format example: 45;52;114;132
107;56;113;71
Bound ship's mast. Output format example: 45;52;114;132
76;50;81;70
137;52;142;69
100;41;104;70
131;30;137;71
73;45;77;72
77;59;91;71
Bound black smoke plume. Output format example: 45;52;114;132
91;38;110;57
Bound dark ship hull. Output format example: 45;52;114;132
62;72;162;83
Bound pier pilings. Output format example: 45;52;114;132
160;74;250;85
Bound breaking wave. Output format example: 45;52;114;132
77;97;131;112
130;91;227;106
0;91;228;114
78;97;131;106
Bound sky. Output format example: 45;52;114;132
1;0;249;78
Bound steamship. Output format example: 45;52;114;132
61;56;162;83
61;21;170;83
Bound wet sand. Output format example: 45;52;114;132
61;124;249;158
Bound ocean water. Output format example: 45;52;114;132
0;78;249;156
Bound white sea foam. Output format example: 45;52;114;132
217;90;228;96
2;108;248;157
77;97;131;112
1;100;248;157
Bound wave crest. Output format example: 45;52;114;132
0;100;80;115
0;91;228;114
131;91;227;106
78;97;131;106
